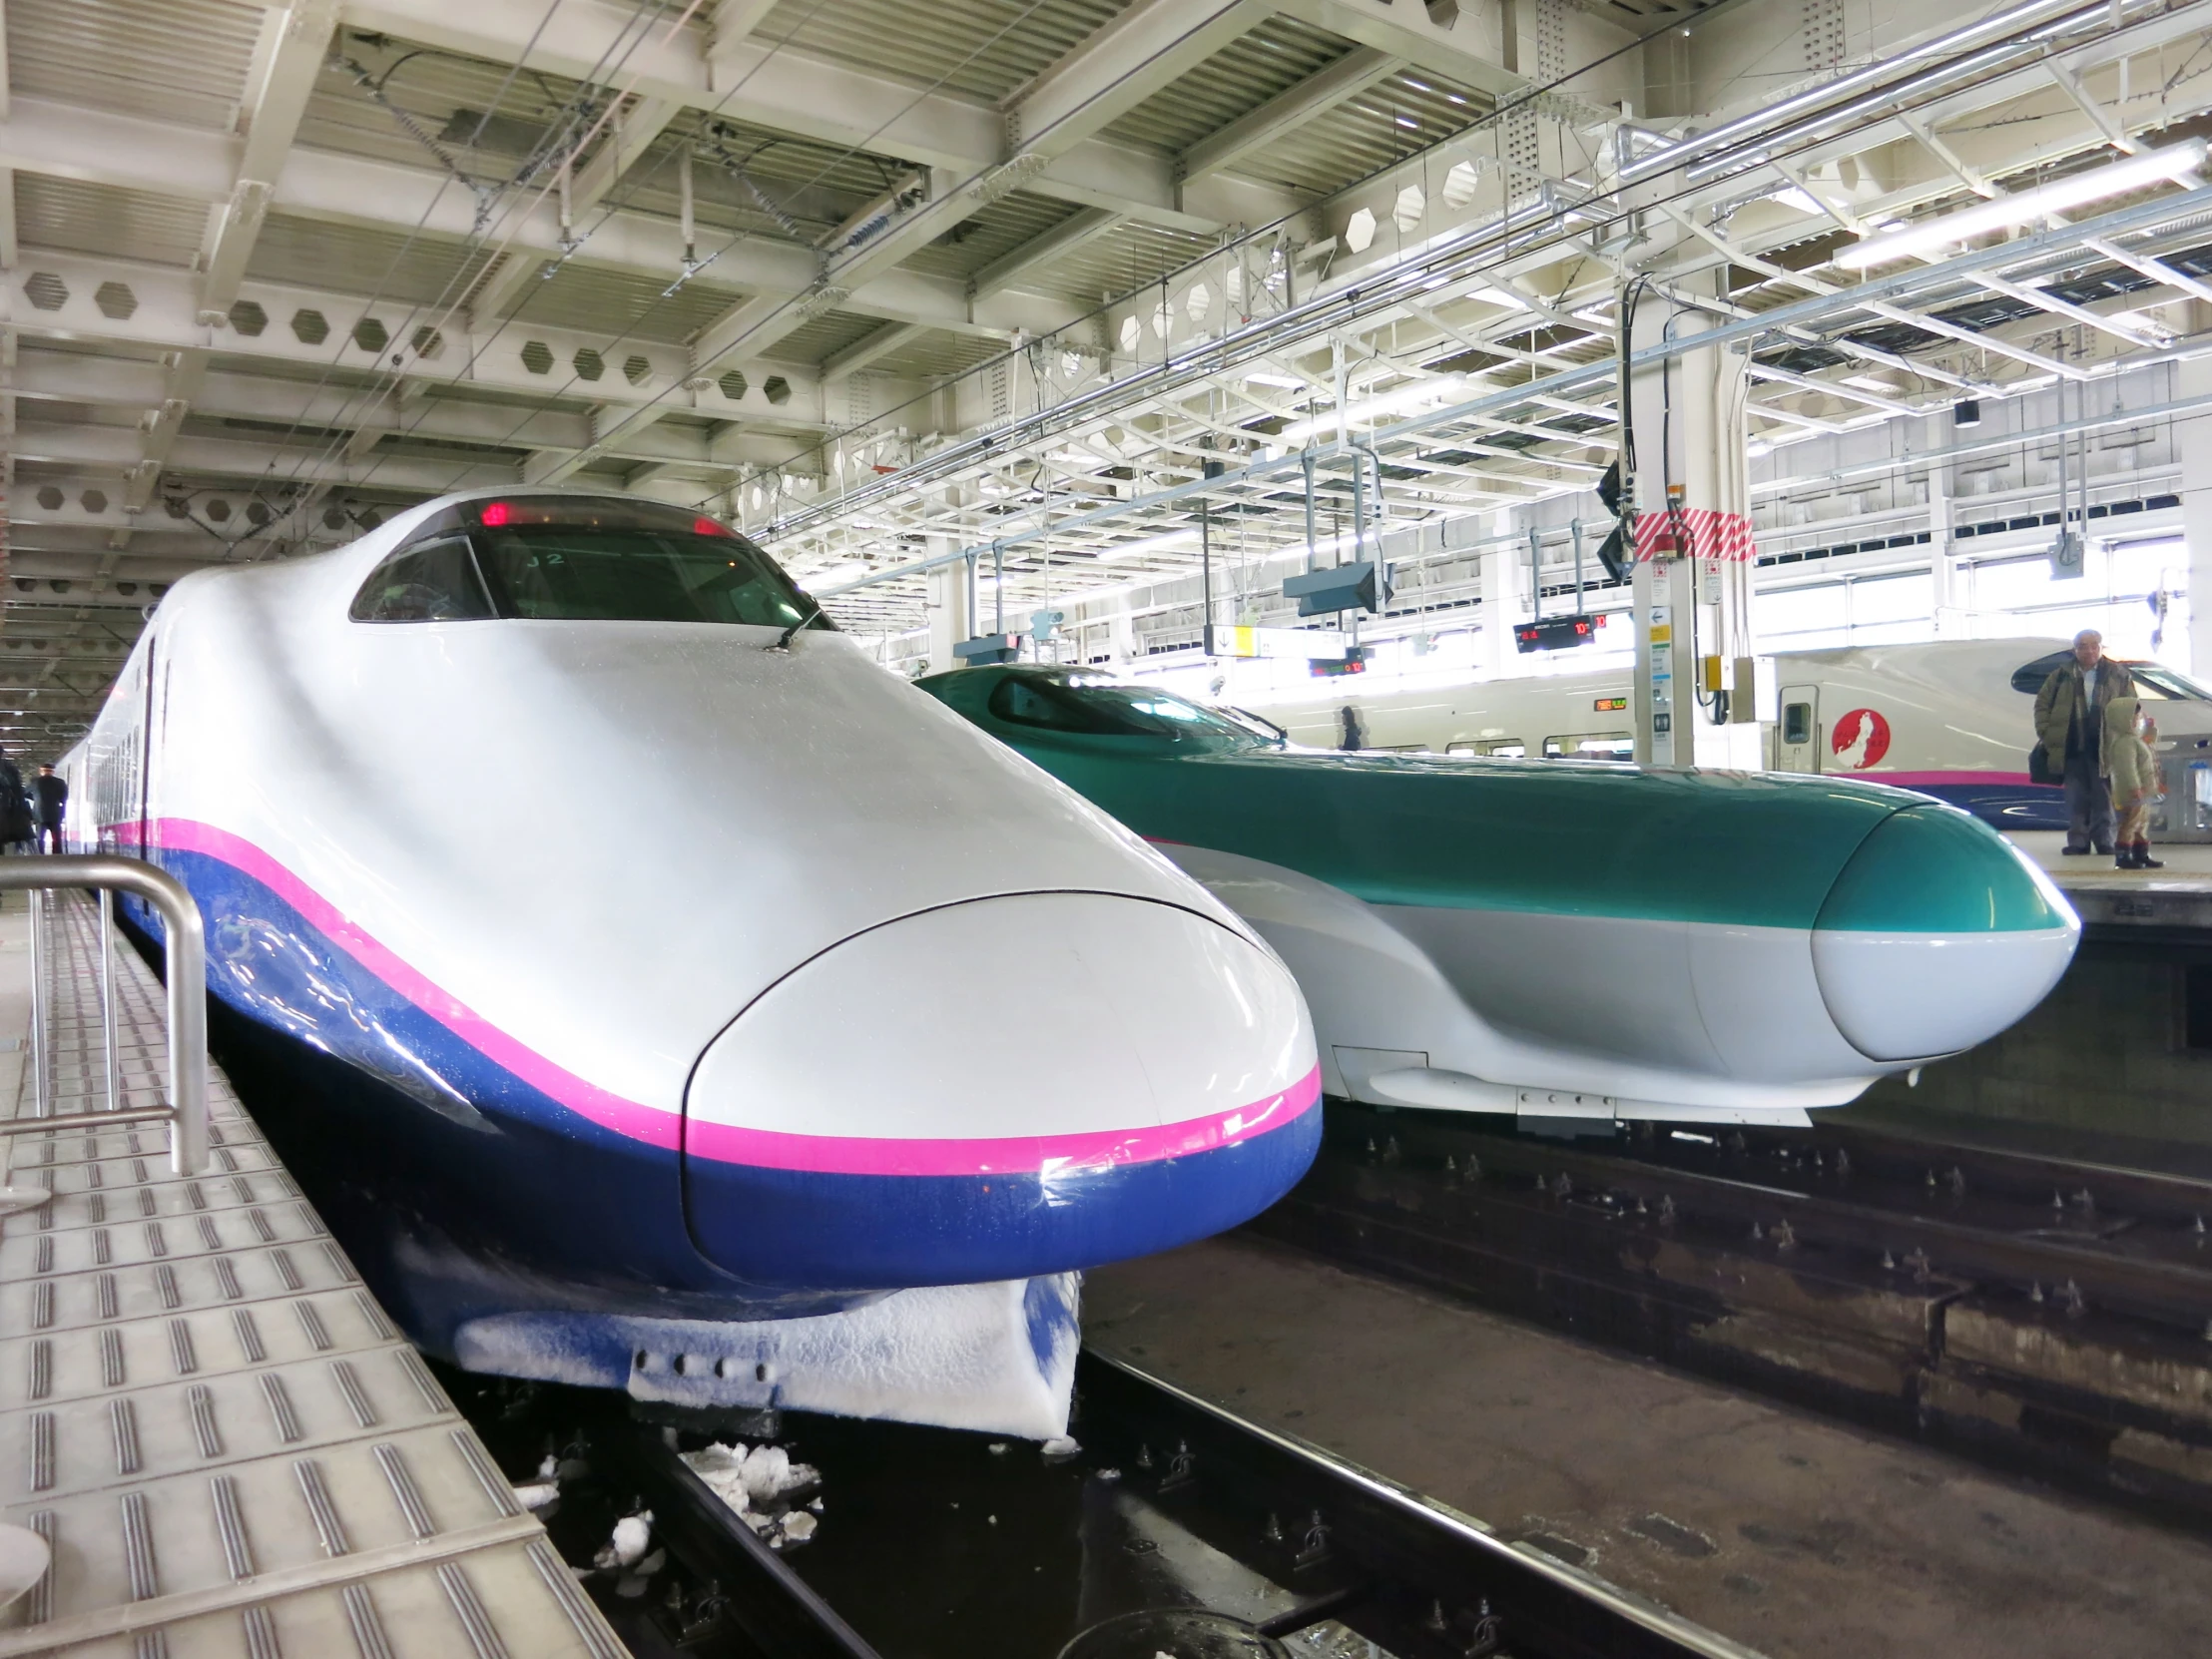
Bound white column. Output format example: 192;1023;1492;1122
2180;355;2212;676
924;543;973;673
1928;451;1959;639
1622;279;1760;767
1479;509;1524;678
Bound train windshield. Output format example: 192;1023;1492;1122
351;497;833;631
989;674;1267;741
2129;666;2212;701
470;525;823;628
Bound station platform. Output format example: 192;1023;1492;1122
2007;830;2212;933
0;886;622;1658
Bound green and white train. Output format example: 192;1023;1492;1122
919;664;2079;1129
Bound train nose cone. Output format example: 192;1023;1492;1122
1811;806;2079;1063
680;892;1320;1289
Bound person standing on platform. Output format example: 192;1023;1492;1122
0;750;33;855
2034;629;2135;856
30;765;66;854
2104;697;2164;869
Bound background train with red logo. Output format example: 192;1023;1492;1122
1242;639;2212;830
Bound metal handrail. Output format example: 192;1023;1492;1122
0;856;208;1174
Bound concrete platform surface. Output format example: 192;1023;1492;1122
1087;1236;2212;1659
2008;828;2212;887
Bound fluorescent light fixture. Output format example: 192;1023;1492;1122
805;560;869;588
1096;527;1203;560
1841;374;1899;392
1773;187;1824;215
1837;141;2209;268
1395;115;1420;129
2106;307;2176;338
1483;288;1531;309
1243;370;1307;388
1275;376;1467;444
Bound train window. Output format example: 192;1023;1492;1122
1783;702;1813;745
2133;667;2212;702
1543;732;1633;761
349;537;495;623
987;675;1257;740
1483;739;1526;758
2010;651;2071;694
468;523;830;630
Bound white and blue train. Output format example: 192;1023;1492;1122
62;491;1319;1435
1251;638;2212;830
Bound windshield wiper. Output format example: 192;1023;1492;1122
768;599;823;652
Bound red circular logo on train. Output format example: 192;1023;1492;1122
1831;707;1891;770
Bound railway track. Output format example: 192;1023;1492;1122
440;1351;1760;1659
1252;1106;2212;1528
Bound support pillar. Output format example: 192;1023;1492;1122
2180;355;2212;676
925;542;973;673
1479;509;1525;677
1928;453;1960;638
1621;279;1761;768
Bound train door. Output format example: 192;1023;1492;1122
1776;685;1820;772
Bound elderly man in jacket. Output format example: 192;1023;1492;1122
2034;629;2136;855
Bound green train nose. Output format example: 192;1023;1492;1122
1812;806;2079;1062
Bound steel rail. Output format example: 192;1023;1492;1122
594;1350;1760;1659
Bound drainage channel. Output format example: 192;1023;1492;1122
436;1349;1762;1659
1252;1105;2212;1530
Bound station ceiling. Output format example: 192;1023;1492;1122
0;0;2209;744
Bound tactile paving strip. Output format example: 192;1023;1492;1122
0;890;623;1658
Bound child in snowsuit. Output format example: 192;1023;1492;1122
2104;695;2164;869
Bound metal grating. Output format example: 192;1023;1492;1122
14;175;211;270
748;0;1125;105
0;890;622;1659
1100;14;1351;155
245;217;500;311
9;0;267;132
505;263;753;345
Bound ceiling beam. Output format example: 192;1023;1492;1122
1272;0;1523;100
1179;46;1402;185
969;208;1120;301
0;98;1083;352
1002;0;1268;152
822;321;926;382
340;0;1229;233
203;0;341;318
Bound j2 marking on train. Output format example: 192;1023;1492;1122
1831;708;1891;770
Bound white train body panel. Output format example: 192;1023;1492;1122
59;492;1322;1421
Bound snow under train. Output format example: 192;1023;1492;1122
61;490;1321;1437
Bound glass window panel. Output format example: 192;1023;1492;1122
348;537;494;624
471;525;824;628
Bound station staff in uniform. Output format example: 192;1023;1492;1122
2033;629;2134;857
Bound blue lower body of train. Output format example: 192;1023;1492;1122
1873;773;2069;830
112;832;1321;1364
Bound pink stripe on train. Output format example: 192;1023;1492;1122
682;1066;1321;1178
130;817;1319;1175
1848;771;2045;789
